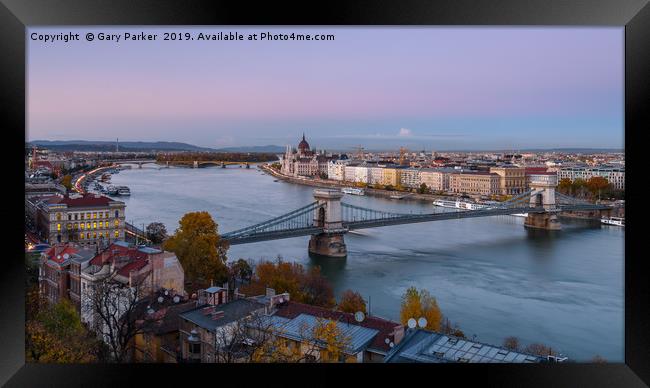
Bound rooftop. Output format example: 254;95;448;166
180;298;266;331
384;328;544;364
273;301;403;353
261;313;379;355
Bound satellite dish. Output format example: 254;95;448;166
157;296;164;303
407;318;417;329
384;338;390;344
278;297;284;304
389;342;395;348
56;255;61;260
354;311;365;323
63;253;69;259
173;295;180;303
164;290;169;296
418;317;428;328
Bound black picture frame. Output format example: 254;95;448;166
1;0;648;386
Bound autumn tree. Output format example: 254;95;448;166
26;298;100;363
440;317;466;339
312;318;352;362
417;183;430;194
230;258;253;283
145;222;167;244
399;287;443;331
61;175;73;190
239;259;335;308
337;290;367;314
503;336;521;351
557;178;573;195
524;343;557;357
586;176;610;200
301;266;335;308
163;211;229;290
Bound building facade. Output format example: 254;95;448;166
27;193;126;247
557;166;625;190
490;167;526;195
280;134;330;177
449;172;501;196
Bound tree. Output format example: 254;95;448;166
572;178;588;198
586;176;610;200
145;222;168;244
503;336;521;351
524;343;557;357
440;317;465;338
61;175;73;190
239;259;335;308
163;211;229;290
312;318;352;362
417;183;429;194
337;290;367;314
399;287;442;331
558;178;573;195
26;298;100;363
230;259;253;283
83;275;152;362
301;266;335;308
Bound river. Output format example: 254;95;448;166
109;164;624;361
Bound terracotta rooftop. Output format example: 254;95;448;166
45;193;116;208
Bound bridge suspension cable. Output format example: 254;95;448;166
221;201;321;240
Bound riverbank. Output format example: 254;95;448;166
259;164;455;203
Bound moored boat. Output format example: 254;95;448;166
342;187;365;196
601;216;624;227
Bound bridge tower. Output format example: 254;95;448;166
525;173;561;230
308;189;348;258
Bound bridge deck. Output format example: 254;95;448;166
223;204;610;245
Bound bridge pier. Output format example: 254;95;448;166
525;213;561;230
308;189;348;258
308;233;347;258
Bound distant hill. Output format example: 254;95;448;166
213;145;285;153
29;140;215;152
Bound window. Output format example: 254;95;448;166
86;222;90;229
93;222;97;229
57;223;61;231
80;233;84;239
93;212;97;219
86;213;91;219
98;212;102;219
105;211;109;218
80;213;84;220
74;214;78;220
80;223;84;230
114;220;119;227
114;230;119;238
74;223;78;230
115;210;119;219
86;232;90;239
68;214;72;220
93;232;97;239
190;343;201;354
67;223;72;229
56;213;61;221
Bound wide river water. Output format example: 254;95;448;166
110;164;624;361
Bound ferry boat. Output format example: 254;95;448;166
106;185;118;196
601;216;624;227
117;186;131;196
432;199;488;210
342;187;365;196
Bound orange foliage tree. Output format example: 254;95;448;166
399;287;443;331
337;290;367;314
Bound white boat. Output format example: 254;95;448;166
117;186;131;196
342;187;365;196
601;217;624;227
433;199;488;210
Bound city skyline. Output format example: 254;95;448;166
28;27;624;150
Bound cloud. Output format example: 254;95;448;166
398;128;412;137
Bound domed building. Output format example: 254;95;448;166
280;133;330;177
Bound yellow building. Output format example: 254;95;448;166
380;167;402;187
490;167;526;195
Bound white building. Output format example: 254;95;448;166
557;166;625;190
327;160;350;181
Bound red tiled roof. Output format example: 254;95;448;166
117;258;149;277
274;301;403;353
89;242;148;266
45;244;79;264
525;167;550;173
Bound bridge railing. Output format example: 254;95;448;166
222;201;321;240
341;202;410;223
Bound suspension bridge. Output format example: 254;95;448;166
221;174;612;257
